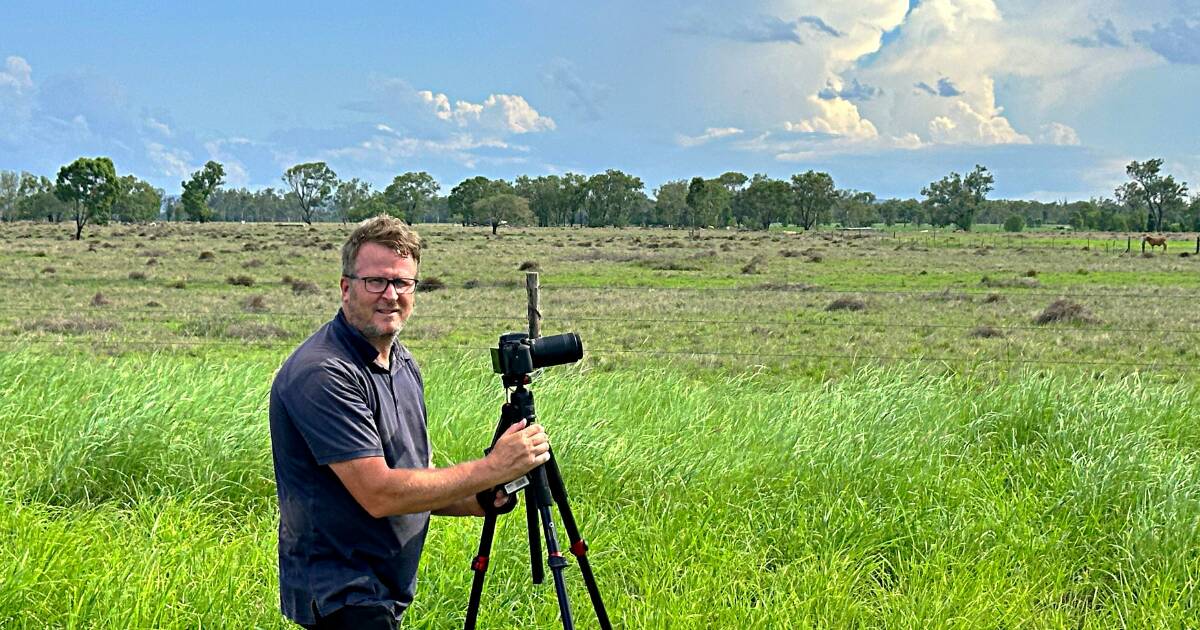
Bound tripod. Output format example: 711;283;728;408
464;374;612;630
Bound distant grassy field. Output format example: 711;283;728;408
1;221;1198;628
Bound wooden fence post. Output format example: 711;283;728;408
526;272;541;339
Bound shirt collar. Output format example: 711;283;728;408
333;309;411;369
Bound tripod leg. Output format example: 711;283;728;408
525;488;544;584
546;452;613;630
464;513;498;630
531;467;575;630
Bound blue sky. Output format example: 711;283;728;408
2;0;1198;200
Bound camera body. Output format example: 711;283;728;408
491;332;583;377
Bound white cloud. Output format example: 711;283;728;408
144;117;173;138
676;126;744;147
145;141;194;179
1038;122;1081;146
0;56;33;92
416;90;555;134
785;96;879;140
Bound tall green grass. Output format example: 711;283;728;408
1;350;1198;628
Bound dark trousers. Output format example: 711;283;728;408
299;605;399;630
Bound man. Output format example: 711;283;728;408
269;215;550;629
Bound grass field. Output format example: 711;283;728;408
1;221;1198;628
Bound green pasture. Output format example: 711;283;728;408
1;221;1199;627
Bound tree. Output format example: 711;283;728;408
582;170;644;227
333;178;373;223
55;157;119;240
652;180;689;227
1003;214;1025;232
112;175;163;223
790;170;837;230
683;177;730;230
282;162;338;225
0;171;18;222
1117;159;1188;232
920;165;994;231
181;161;225;222
448;176;511;226
472;193;534;234
14;173;69;222
737;175;792;230
833;190;877;227
384;172;439;223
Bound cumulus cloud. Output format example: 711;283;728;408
0;56;33;92
914;77;964;97
676;127;744;147
818;78;882;101
1038;122;1081;146
785;96;878;140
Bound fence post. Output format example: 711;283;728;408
526;272;541;339
1126;236;1131;253
1195;236;1199;255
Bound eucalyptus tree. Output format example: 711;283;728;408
282;161;337;224
384;171;439;223
181;161;225;222
920;165;993;231
1117;159;1188;232
55;156;119;240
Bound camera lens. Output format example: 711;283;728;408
529;332;583;369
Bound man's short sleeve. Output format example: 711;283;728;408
284;360;383;465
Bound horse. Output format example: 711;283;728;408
1144;235;1168;252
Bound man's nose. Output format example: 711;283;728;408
380;281;401;299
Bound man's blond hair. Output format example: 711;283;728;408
341;215;422;276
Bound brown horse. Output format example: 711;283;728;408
1144;235;1168;252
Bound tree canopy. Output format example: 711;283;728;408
282;162;337;225
181;161;225;222
55;157;119;240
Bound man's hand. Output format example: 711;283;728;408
485;419;550;482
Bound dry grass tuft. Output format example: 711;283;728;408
922;289;971;302
146;258;158;266
41;267;56;274
981;276;1040;289
968;325;1004;338
198;251;216;261
22;317;117;334
1034;299;1097;325
983;293;1004;304
242;295;269;313
826;297;866;312
128;271;147;280
224;322;292;340
1024;269;1038;277
518;261;540;271
754;282;817;292
463;279;481;290
417;276;447;292
90;292;110;307
741;255;766;274
244;259;264;268
226;275;255;287
290;279;321;295
145;301;162;308
167;279;187;289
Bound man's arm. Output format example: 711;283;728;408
330;420;547;518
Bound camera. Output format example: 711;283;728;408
491;332;583;376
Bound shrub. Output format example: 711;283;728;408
1003;214;1025;232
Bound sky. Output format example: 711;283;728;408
1;0;1198;200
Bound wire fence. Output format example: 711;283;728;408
3;337;1198;372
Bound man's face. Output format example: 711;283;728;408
340;241;417;342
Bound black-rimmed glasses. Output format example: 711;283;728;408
345;275;419;294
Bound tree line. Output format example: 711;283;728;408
0;157;1195;240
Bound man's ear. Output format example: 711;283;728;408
339;277;350;302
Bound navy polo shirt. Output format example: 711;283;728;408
269;309;432;625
